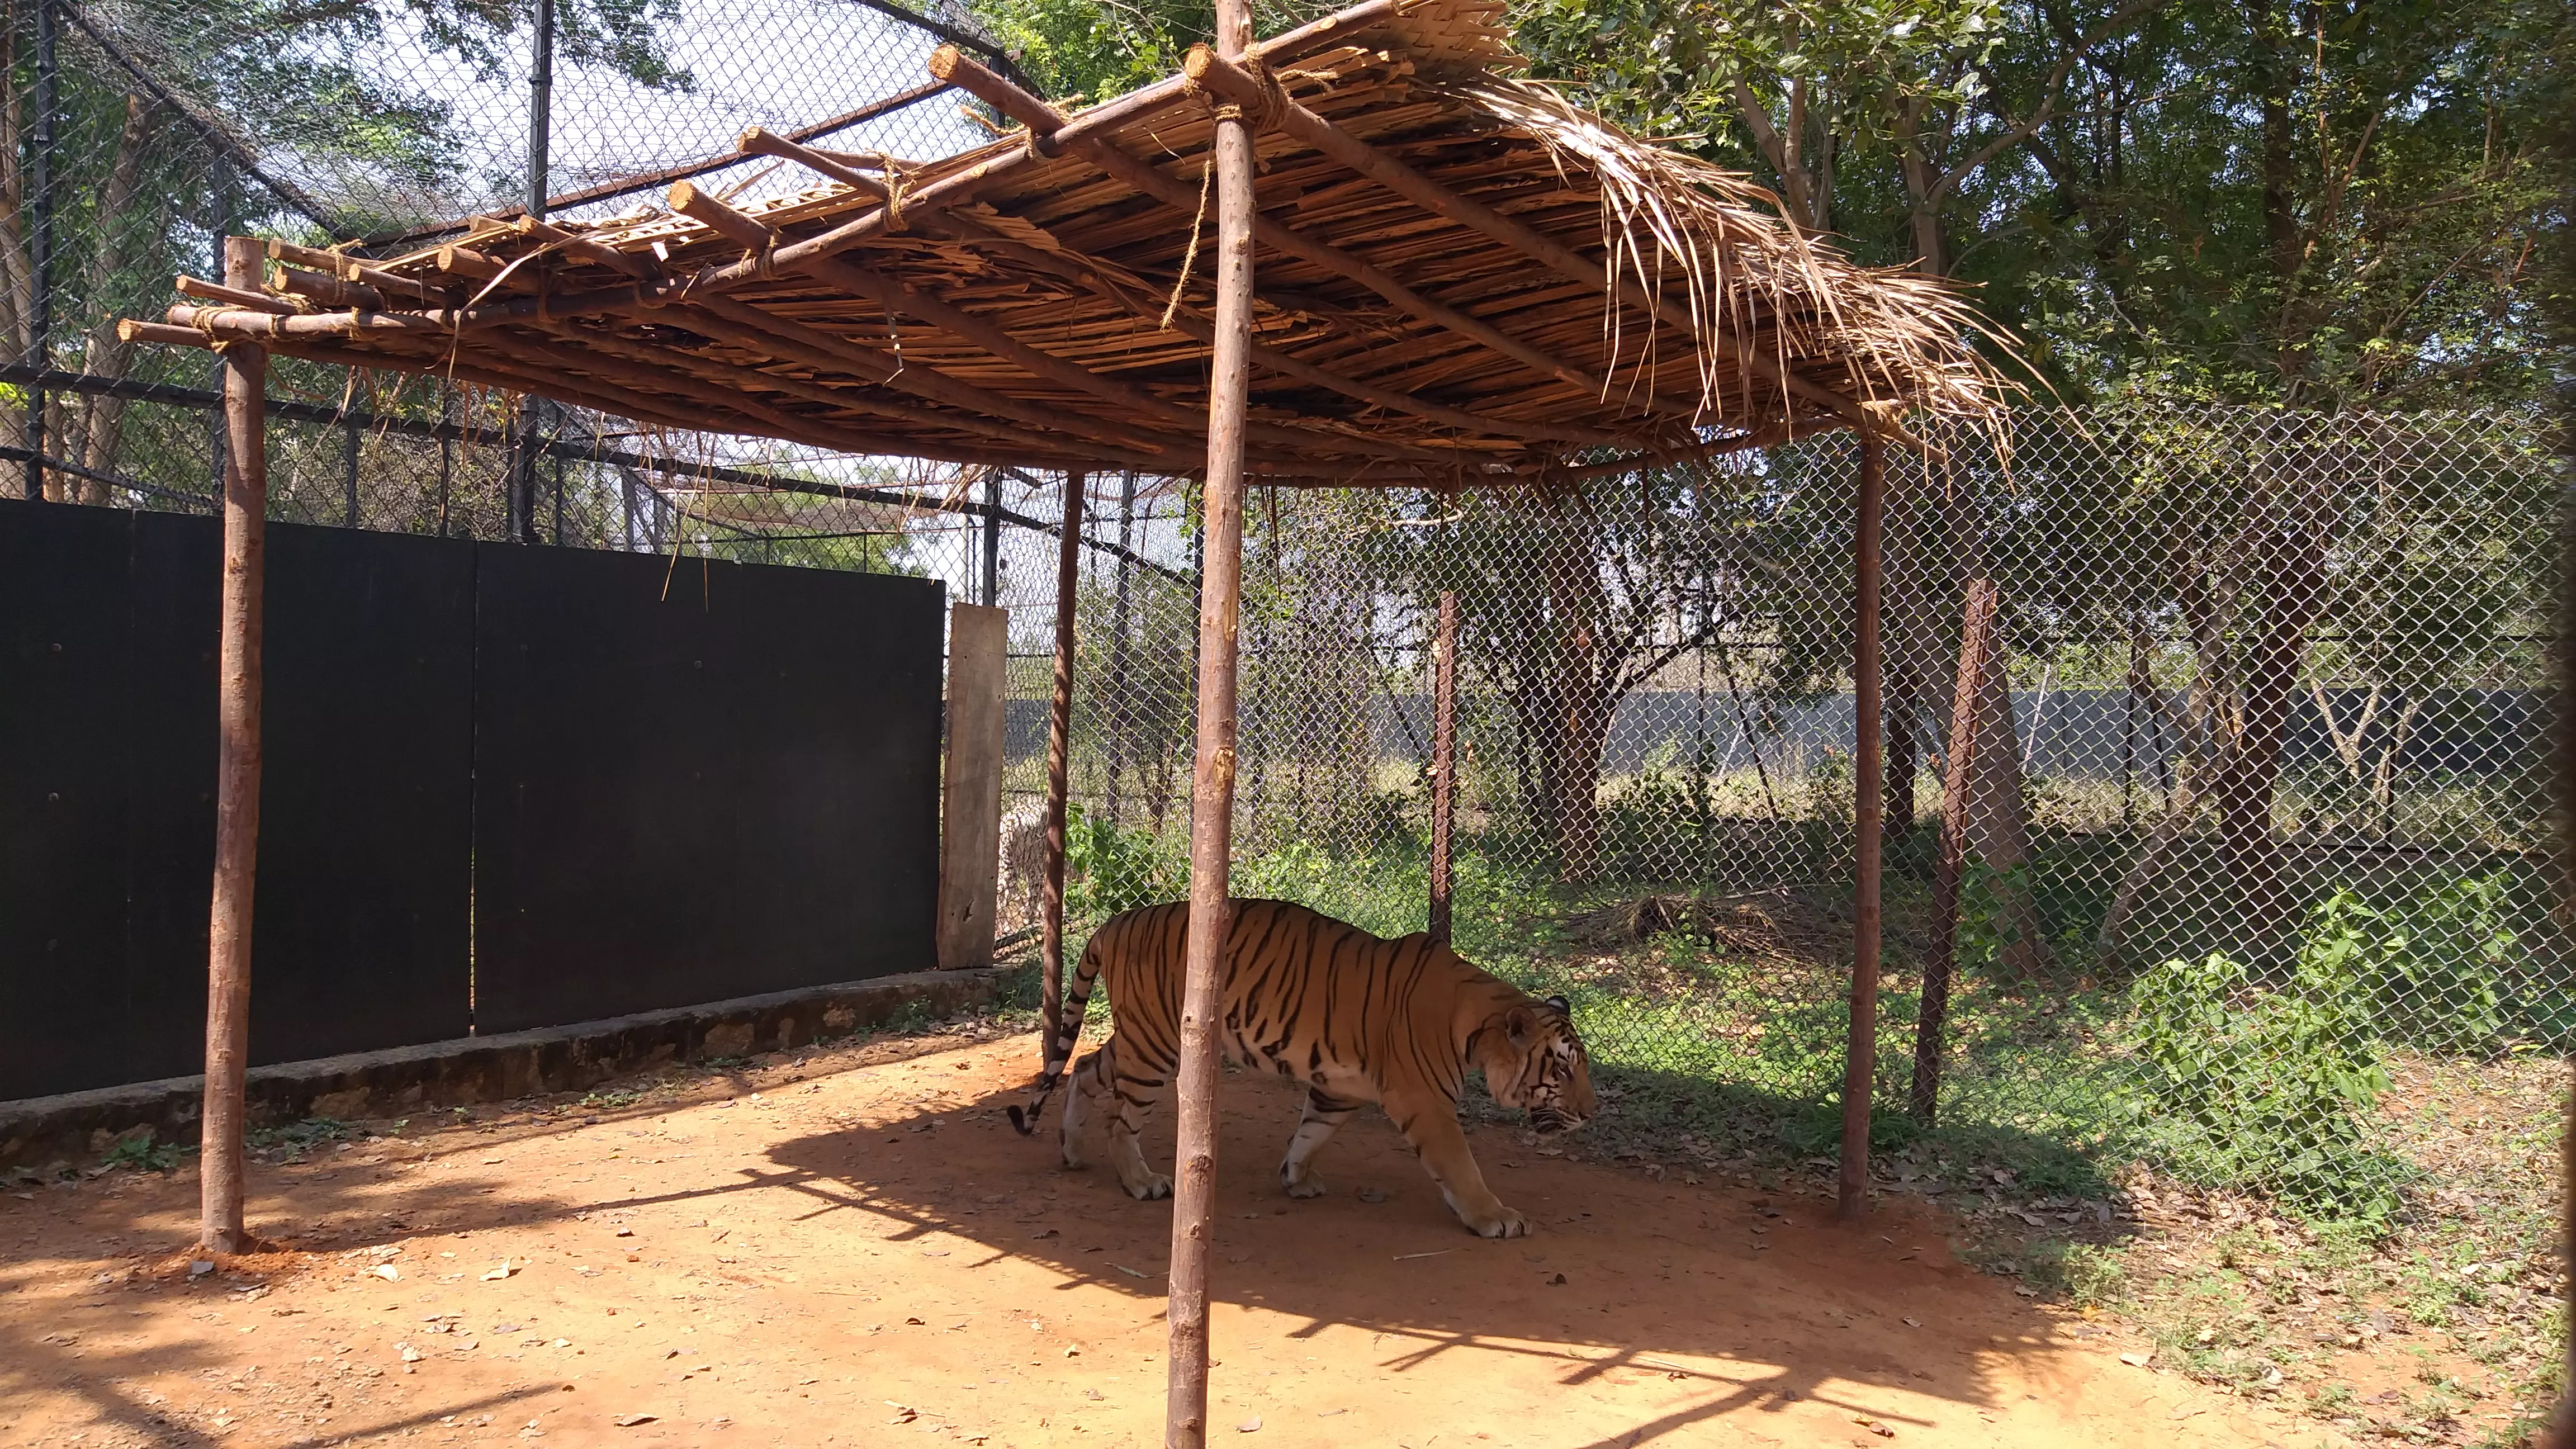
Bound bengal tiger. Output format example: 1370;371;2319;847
1006;898;1595;1238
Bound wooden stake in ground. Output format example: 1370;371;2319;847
1165;0;1256;1438
1041;472;1086;1044
202;234;269;1254
1427;589;1458;946
1909;576;1999;1125
1837;428;1887;1226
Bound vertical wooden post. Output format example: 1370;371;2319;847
1837;428;1887;1226
1166;0;1256;1437
938;603;1008;972
1427;589;1458;946
1041;473;1086;1045
201;234;268;1254
1909;576;1997;1125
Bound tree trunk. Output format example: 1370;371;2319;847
1961;629;2046;979
0;10;31;456
1535;513;1612;881
2209;490;2328;934
1897;98;1953;276
68;93;153;504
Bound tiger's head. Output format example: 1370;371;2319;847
1473;994;1597;1135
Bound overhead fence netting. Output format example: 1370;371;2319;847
59;0;1001;239
6;0;1008;544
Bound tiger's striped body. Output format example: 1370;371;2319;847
1007;898;1594;1238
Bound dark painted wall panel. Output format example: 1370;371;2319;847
6;505;475;1098
4;500;941;1101
471;546;943;1033
0;500;137;1101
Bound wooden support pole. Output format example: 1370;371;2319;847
176;275;299;315
939;603;1008;972
1041;473;1086;1046
1837;428;1887;1227
201;235;268;1254
1909;576;1997;1125
1427;589;1458;946
1166;0;1257;1436
669;178;778;250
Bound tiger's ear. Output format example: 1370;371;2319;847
1545;993;1570;1014
1504;1005;1538;1046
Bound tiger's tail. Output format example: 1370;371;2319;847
1007;930;1107;1135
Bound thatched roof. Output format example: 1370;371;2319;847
138;0;2010;484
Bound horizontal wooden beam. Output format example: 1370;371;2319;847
676;296;1202;466
670;179;778;251
552;318;1169;470
267;263;383;311
176;276;297;316
804;254;1451;465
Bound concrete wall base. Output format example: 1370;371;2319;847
0;968;1013;1173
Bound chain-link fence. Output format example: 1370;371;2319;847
978;409;2566;1232
1;0;1007;532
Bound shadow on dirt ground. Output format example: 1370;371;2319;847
0;1026;2342;1448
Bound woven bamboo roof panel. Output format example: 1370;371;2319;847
139;0;2011;484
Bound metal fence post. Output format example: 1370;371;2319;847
1428;588;1458;945
509;0;553;544
342;392;361;527
528;0;553;221
1105;471;1137;824
1838;428;1887;1225
983;468;1002;605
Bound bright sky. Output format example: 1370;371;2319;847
263;0;991;228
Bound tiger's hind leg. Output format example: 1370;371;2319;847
1058;1045;1110;1170
1104;1053;1172;1201
1278;1089;1362;1200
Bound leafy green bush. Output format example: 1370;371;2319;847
1062;805;1186;924
2373;872;2516;1053
2125;891;2402;1220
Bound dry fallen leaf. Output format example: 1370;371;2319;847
1237;1416;1262;1433
481;1262;516;1281
1356;1188;1388;1204
613;1413;657;1427
370;1265;399;1281
2119;1351;2154;1368
887;1406;918;1424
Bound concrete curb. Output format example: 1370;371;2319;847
0;967;1016;1172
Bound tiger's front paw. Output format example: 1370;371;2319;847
1123;1170;1173;1201
1465;1204;1528;1238
1278;1164;1328;1199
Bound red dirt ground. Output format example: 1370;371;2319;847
0;1027;2348;1448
